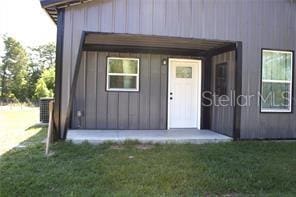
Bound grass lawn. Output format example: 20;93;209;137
1;127;296;196
0;106;40;155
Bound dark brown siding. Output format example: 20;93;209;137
60;0;296;139
211;51;236;137
53;8;64;138
72;52;169;129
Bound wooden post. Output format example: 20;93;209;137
45;101;54;156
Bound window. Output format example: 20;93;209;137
176;67;192;78
261;50;293;112
107;57;140;91
215;63;227;96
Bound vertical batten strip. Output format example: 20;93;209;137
54;8;65;139
63;32;86;139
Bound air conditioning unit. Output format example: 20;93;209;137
40;97;54;123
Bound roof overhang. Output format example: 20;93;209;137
83;32;236;57
40;0;93;23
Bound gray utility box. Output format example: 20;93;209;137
40;97;54;123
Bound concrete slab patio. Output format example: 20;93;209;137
67;129;232;144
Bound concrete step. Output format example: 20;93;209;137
67;129;232;144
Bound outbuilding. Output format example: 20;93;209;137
40;0;296;141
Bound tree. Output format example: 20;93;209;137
29;43;55;70
1;36;28;102
40;66;55;91
27;43;55;100
34;78;51;98
34;67;55;99
0;37;55;102
26;63;42;101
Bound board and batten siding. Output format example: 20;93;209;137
61;0;296;139
71;52;168;130
211;51;236;137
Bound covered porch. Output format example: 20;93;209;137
67;129;232;144
56;32;242;141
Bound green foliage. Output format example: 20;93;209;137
25;65;42;101
34;67;55;99
34;78;51;98
1;36;29;102
27;43;56;101
29;43;55;70
40;66;55;90
0;36;55;102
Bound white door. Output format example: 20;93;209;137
168;59;201;129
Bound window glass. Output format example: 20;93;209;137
109;59;138;74
176;67;192;78
262;51;292;81
215;63;227;96
261;82;290;110
107;57;139;91
261;50;293;112
109;76;137;89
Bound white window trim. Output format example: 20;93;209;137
106;57;140;92
261;50;293;113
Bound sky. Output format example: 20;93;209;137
0;0;56;58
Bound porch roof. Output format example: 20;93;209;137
83;32;236;57
61;31;241;140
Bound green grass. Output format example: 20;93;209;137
1;128;296;196
0;106;39;154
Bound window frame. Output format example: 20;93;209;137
106;57;140;92
215;62;228;96
260;49;294;113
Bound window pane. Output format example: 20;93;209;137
262;51;292;81
109;76;137;89
261;82;290;110
176;67;192;78
215;63;227;95
108;58;138;74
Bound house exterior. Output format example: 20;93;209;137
41;0;296;140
